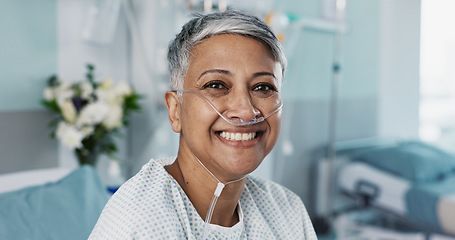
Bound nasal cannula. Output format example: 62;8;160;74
176;90;283;127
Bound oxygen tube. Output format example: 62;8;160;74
194;156;246;240
176;90;283;127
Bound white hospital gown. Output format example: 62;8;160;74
89;158;317;239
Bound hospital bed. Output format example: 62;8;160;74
0;166;109;240
313;139;455;238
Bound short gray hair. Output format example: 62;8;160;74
167;10;287;91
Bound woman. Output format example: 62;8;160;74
90;10;317;239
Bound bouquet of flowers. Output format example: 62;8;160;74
42;64;141;166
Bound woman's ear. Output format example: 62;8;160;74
165;91;182;133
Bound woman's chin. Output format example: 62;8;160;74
216;158;263;180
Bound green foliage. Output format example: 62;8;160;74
41;99;60;113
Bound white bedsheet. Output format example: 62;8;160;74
334;213;455;240
338;162;411;215
438;193;455;235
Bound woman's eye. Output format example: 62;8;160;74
203;81;227;90
253;84;275;92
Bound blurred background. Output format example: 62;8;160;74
1;0;454;239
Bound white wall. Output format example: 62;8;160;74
125;0;182;175
378;0;421;139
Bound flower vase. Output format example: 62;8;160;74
74;148;99;166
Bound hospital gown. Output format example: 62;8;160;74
89;158;317;239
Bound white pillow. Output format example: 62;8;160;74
0;168;72;194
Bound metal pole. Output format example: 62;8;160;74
326;0;346;226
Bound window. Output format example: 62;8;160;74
420;0;455;152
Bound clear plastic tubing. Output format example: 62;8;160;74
176;90;283;127
194;156;246;240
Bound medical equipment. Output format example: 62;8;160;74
176;89;283;127
194;155;247;239
313;139;455;237
325;0;346;226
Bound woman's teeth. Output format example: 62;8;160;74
220;132;257;141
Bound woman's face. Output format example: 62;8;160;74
177;34;282;181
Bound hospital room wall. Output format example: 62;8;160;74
270;0;379;214
0;0;130;174
0;0;59;174
378;0;420;139
269;0;421;214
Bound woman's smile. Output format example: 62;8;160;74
215;127;263;148
219;131;257;141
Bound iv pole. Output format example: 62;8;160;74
326;0;346;229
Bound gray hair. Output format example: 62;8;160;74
167;10;287;91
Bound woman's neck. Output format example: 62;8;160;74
165;152;246;227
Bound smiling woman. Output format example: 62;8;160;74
89;10;317;240
171;34;283;181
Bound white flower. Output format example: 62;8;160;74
56;122;84;149
80;126;94;137
59;100;77;124
103;104;123;129
55;81;74;105
43;88;55;100
80;81;93;99
77;102;109;127
96;88;121;105
114;82;132;97
95;80;132;106
56;121;66;138
99;78;114;90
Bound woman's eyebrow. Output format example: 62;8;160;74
253;72;276;79
197;69;276;82
197;69;230;82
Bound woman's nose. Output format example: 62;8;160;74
223;89;261;123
